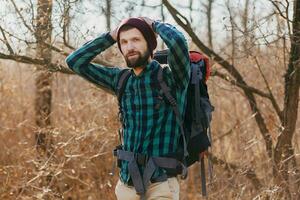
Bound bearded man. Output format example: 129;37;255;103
66;17;190;200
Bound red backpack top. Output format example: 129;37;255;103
189;51;210;82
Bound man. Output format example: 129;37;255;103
66;17;190;200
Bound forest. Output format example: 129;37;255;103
0;0;299;199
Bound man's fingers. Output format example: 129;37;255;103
140;17;154;27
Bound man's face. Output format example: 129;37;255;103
119;28;150;68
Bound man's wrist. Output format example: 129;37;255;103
102;32;116;45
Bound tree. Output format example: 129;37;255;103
272;0;300;198
33;1;59;199
35;0;54;160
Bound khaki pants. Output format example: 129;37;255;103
115;177;180;200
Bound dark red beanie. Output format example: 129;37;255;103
117;17;157;56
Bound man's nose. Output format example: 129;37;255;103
126;42;135;51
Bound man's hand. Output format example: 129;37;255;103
110;27;118;41
140;17;158;37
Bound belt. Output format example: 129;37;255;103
126;174;171;187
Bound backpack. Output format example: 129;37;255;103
115;49;214;195
152;49;213;163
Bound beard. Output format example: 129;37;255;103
124;49;151;68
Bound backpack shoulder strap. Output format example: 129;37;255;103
192;61;203;125
117;69;131;103
157;66;189;168
157;67;176;105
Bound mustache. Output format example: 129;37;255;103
126;51;140;57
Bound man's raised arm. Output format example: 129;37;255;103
66;31;121;94
151;20;190;89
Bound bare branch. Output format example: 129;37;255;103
0;25;35;45
161;0;191;28
9;0;34;33
225;0;236;66
0;44;114;72
212;70;271;99
0;52;73;74
269;0;290;21
269;0;292;39
0;24;113;69
215;112;257;142
209;153;263;190
28;0;35;27
0;25;14;54
206;0;214;49
284;0;292;39
42;41;114;67
254;56;283;122
0;25;74;63
62;1;75;50
0;22;112;68
43;42;69;57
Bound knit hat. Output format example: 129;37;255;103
117;17;157;56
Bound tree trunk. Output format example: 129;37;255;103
274;0;300;198
242;0;250;52
189;0;193;24
207;0;214;49
35;0;53;157
34;0;54;198
226;0;236;66
105;0;111;31
62;0;71;47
